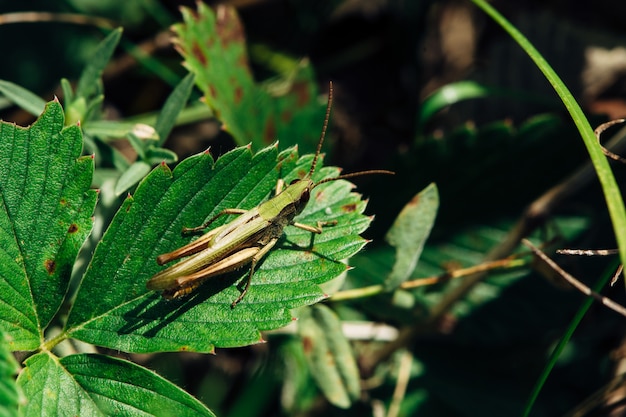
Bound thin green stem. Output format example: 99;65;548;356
42;331;69;352
470;0;626;285
331;258;527;302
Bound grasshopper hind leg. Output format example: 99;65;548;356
231;237;279;308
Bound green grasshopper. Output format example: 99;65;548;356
147;83;393;308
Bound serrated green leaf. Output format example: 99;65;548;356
0;100;97;350
384;183;439;290
62;354;214;416
297;305;360;408
17;353;102;417
17;352;213;417
173;3;325;151
0;80;46;117
66;144;371;352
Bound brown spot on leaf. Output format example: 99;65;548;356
234;86;243;104
216;5;245;47
342;203;358;213
236;54;250;72
68;224;78;234
59;198;67;206
442;260;462;273
209;84;218;100
297;168;308;179
44;259;56;274
191;41;206;66
315;190;325;202
302;336;313;354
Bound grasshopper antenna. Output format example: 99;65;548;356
309;81;395;187
314;170;395;187
309;81;333;177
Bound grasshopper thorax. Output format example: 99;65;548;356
280;177;314;217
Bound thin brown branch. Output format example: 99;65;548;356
611;265;623;287
595;119;626;164
557;248;620;256
523;239;626;318
0;11;115;28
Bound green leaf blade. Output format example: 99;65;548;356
0;195;38;350
61;354;215;417
384;183;439;290
154;72;195;146
0;80;46;117
174;4;256;147
297;305;361;409
17;353;102;417
75;28;122;101
471;0;626;300
173;3;324;151
67;144;373;352
67;146;279;344
0;101;96;347
18;352;214;417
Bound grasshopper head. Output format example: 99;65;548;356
285;177;315;216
